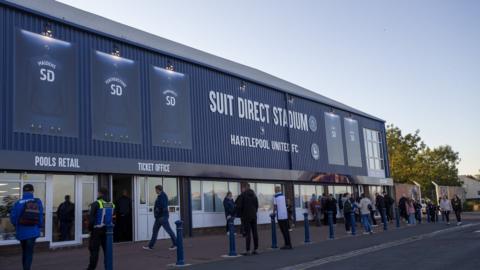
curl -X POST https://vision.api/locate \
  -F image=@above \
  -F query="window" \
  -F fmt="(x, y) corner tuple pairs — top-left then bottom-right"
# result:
(191, 181), (201, 211)
(294, 184), (325, 209)
(192, 180), (240, 212)
(363, 128), (385, 171)
(256, 183), (275, 211)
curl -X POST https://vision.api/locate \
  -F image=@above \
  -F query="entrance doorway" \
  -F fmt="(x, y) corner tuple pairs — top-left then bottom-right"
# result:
(111, 175), (133, 242)
(135, 176), (180, 242)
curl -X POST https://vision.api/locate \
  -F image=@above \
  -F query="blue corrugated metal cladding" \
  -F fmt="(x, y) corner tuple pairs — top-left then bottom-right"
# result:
(0, 3), (386, 176)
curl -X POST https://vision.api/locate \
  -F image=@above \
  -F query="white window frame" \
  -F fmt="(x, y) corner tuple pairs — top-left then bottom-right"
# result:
(363, 128), (386, 177)
(191, 180), (240, 213)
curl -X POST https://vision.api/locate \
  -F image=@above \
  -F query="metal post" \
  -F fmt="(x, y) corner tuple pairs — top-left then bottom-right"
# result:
(175, 220), (185, 266)
(105, 223), (113, 270)
(303, 212), (311, 243)
(382, 208), (387, 231)
(328, 211), (334, 239)
(270, 213), (278, 249)
(350, 212), (356, 236)
(395, 207), (400, 228)
(227, 217), (237, 256)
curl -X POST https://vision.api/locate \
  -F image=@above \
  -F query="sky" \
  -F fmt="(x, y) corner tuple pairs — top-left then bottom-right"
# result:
(57, 0), (480, 175)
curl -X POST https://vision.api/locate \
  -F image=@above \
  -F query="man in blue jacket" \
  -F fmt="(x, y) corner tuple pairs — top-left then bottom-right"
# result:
(10, 184), (44, 270)
(143, 185), (177, 250)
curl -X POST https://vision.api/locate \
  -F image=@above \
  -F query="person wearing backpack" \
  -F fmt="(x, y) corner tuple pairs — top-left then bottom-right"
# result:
(343, 193), (353, 233)
(10, 184), (44, 270)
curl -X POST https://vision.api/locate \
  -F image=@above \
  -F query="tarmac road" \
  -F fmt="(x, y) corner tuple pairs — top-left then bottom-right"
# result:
(188, 220), (480, 270)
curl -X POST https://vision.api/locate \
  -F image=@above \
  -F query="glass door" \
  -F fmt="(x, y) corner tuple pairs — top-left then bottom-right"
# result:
(50, 175), (77, 247)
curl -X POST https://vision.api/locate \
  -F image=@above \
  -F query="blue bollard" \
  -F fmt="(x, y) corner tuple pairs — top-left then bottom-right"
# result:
(328, 211), (334, 239)
(395, 207), (400, 228)
(350, 212), (356, 236)
(105, 223), (113, 270)
(175, 220), (185, 266)
(270, 213), (278, 249)
(382, 208), (388, 231)
(303, 212), (311, 243)
(227, 217), (237, 256)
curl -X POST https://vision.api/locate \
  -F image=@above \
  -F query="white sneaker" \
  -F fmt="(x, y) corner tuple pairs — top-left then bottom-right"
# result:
(142, 246), (153, 251)
(169, 246), (177, 251)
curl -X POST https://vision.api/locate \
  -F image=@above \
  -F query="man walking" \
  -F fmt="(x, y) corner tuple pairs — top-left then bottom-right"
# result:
(273, 186), (292, 249)
(451, 194), (462, 226)
(87, 188), (115, 270)
(143, 185), (177, 250)
(10, 184), (44, 270)
(236, 183), (259, 255)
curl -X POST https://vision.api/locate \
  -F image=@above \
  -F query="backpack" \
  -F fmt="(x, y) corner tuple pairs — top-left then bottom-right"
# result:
(19, 199), (41, 226)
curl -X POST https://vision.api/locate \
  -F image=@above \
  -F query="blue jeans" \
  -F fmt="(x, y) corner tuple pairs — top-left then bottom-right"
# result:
(408, 213), (416, 225)
(361, 214), (371, 233)
(148, 217), (176, 248)
(20, 237), (36, 270)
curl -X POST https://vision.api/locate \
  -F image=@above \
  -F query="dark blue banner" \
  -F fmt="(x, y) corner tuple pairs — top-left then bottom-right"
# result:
(14, 29), (78, 137)
(149, 66), (192, 149)
(91, 51), (141, 143)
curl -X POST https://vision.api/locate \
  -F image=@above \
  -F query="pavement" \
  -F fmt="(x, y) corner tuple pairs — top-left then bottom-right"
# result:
(1, 213), (479, 270)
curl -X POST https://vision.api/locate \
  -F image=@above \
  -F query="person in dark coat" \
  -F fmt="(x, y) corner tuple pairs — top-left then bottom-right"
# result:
(375, 193), (386, 224)
(57, 195), (75, 241)
(236, 183), (259, 255)
(326, 194), (337, 224)
(114, 190), (132, 242)
(223, 191), (235, 233)
(234, 189), (246, 237)
(321, 193), (328, 225)
(451, 195), (462, 226)
(398, 195), (408, 222)
(383, 191), (394, 222)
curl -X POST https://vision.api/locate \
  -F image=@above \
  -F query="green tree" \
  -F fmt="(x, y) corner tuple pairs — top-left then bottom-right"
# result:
(386, 125), (461, 199)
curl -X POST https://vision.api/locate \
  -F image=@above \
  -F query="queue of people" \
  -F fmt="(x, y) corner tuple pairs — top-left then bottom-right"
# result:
(8, 182), (465, 270)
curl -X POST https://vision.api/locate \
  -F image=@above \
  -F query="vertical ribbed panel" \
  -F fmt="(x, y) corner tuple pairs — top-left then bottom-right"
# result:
(0, 4), (386, 175)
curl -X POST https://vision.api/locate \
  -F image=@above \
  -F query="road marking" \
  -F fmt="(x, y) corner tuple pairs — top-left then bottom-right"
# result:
(279, 223), (480, 270)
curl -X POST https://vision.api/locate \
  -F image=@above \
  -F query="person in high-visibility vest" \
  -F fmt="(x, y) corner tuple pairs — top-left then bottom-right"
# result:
(87, 187), (115, 270)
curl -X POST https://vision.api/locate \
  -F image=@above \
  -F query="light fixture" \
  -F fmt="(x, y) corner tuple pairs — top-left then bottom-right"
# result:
(112, 45), (121, 57)
(288, 95), (294, 103)
(239, 81), (246, 91)
(166, 61), (174, 71)
(42, 23), (53, 37)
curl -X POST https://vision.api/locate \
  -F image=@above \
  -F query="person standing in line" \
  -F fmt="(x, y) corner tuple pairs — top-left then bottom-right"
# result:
(143, 185), (177, 250)
(87, 188), (115, 270)
(359, 193), (373, 234)
(273, 186), (292, 250)
(326, 194), (337, 224)
(451, 195), (463, 226)
(235, 188), (246, 237)
(309, 194), (320, 226)
(383, 191), (394, 222)
(343, 193), (353, 233)
(237, 183), (259, 255)
(414, 200), (422, 223)
(57, 195), (74, 241)
(223, 191), (235, 233)
(321, 193), (328, 225)
(375, 192), (386, 224)
(406, 198), (416, 225)
(286, 198), (295, 231)
(10, 184), (44, 270)
(440, 195), (453, 225)
(398, 194), (408, 222)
